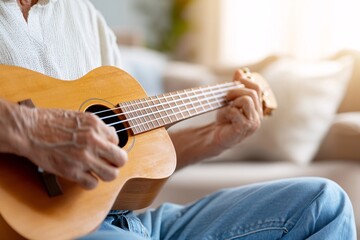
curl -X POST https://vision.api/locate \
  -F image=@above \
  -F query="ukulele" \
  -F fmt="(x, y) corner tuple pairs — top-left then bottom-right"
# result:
(0, 65), (277, 240)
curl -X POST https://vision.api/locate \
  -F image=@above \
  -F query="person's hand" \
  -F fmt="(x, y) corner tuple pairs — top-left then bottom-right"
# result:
(15, 106), (128, 190)
(213, 69), (263, 149)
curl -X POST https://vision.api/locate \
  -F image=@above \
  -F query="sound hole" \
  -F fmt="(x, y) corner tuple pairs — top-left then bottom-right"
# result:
(85, 105), (128, 148)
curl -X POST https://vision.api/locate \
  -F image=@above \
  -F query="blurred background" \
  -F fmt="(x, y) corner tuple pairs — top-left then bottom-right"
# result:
(90, 0), (360, 67)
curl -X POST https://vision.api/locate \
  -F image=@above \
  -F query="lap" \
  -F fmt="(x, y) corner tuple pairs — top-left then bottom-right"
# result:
(81, 177), (355, 240)
(138, 177), (354, 239)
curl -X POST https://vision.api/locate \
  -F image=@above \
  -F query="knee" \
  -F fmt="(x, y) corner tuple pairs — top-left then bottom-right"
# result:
(296, 177), (355, 222)
(305, 177), (349, 199)
(287, 177), (357, 237)
(295, 177), (352, 207)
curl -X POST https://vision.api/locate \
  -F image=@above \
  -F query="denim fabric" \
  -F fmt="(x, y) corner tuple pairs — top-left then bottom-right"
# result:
(79, 177), (357, 240)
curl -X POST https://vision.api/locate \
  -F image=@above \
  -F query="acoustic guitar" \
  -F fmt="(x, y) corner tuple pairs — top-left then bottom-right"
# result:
(0, 65), (277, 240)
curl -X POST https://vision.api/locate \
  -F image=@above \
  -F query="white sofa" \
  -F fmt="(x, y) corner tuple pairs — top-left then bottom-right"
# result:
(143, 50), (360, 237)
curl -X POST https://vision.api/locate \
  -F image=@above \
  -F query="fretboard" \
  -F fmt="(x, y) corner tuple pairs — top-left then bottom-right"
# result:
(119, 82), (243, 135)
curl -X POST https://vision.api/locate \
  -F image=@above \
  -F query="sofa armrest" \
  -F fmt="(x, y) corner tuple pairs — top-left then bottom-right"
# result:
(314, 112), (360, 162)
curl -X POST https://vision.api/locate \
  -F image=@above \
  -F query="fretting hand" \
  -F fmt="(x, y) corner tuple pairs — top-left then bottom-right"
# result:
(213, 69), (263, 149)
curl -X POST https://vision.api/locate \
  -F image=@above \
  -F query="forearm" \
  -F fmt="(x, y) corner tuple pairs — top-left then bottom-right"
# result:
(0, 98), (24, 155)
(169, 123), (225, 170)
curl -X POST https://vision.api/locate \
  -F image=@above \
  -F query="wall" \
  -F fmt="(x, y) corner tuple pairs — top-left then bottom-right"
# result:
(187, 0), (221, 66)
(89, 0), (140, 29)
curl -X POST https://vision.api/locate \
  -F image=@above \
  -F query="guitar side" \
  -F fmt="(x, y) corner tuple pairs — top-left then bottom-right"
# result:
(0, 65), (177, 240)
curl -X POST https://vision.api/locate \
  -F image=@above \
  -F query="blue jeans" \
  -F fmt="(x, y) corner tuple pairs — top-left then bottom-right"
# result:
(80, 177), (357, 240)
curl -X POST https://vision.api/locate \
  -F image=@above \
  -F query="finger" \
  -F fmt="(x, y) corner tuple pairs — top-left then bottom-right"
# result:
(234, 70), (263, 106)
(105, 126), (120, 145)
(83, 113), (119, 145)
(87, 154), (120, 182)
(65, 144), (121, 183)
(226, 104), (260, 138)
(226, 88), (263, 118)
(231, 96), (259, 121)
(233, 69), (247, 81)
(96, 142), (128, 168)
(77, 172), (99, 190)
(226, 107), (248, 129)
(55, 144), (120, 184)
(72, 129), (127, 169)
(57, 163), (99, 190)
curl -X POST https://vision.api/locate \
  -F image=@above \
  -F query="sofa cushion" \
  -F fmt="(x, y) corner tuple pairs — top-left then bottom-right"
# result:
(314, 112), (360, 161)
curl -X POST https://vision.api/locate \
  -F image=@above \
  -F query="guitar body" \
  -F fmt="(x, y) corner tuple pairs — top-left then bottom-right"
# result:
(0, 65), (177, 240)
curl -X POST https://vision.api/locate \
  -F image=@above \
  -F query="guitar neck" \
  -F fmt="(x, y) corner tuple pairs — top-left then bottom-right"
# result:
(119, 82), (244, 135)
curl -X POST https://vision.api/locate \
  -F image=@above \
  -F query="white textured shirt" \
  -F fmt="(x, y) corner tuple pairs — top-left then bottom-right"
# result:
(0, 0), (122, 80)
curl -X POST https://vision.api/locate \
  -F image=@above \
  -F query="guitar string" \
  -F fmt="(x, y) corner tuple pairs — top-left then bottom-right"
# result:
(102, 84), (239, 125)
(93, 82), (239, 116)
(113, 92), (228, 134)
(93, 82), (241, 117)
(108, 90), (228, 128)
(101, 86), (242, 134)
(97, 83), (243, 124)
(98, 84), (241, 130)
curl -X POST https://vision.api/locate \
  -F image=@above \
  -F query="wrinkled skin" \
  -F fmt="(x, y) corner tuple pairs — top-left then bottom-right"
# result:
(14, 107), (128, 190)
(214, 70), (263, 149)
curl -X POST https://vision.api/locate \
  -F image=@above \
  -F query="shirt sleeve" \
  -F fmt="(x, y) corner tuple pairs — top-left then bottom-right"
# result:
(95, 12), (124, 69)
(82, 0), (123, 69)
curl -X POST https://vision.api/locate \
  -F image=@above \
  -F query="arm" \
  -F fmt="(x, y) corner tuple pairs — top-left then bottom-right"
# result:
(170, 70), (263, 170)
(0, 99), (25, 154)
(0, 98), (128, 189)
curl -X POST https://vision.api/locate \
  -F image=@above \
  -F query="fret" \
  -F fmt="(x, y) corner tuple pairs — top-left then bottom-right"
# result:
(184, 89), (198, 116)
(127, 100), (144, 133)
(152, 96), (166, 126)
(211, 86), (223, 108)
(215, 84), (228, 107)
(209, 86), (221, 107)
(155, 95), (169, 126)
(176, 90), (190, 119)
(136, 99), (151, 131)
(217, 85), (226, 107)
(149, 96), (161, 128)
(172, 91), (189, 120)
(148, 100), (158, 129)
(121, 102), (138, 133)
(207, 86), (223, 109)
(199, 87), (213, 111)
(163, 93), (179, 123)
(191, 88), (207, 113)
(139, 99), (156, 129)
(134, 100), (147, 133)
(168, 92), (181, 122)
(158, 94), (173, 124)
